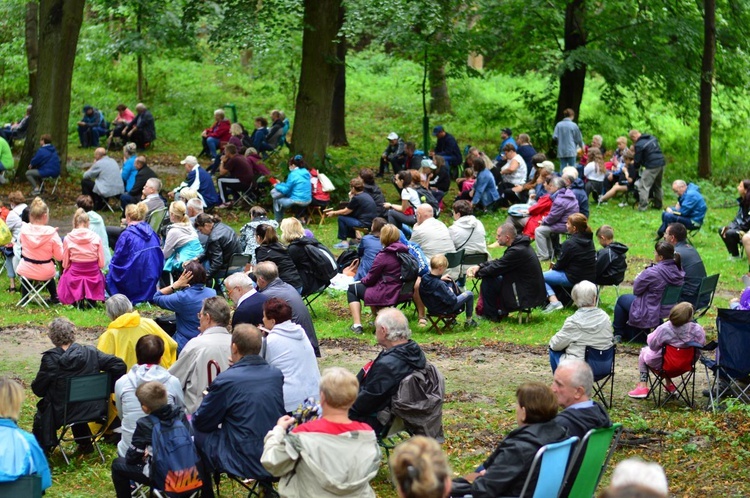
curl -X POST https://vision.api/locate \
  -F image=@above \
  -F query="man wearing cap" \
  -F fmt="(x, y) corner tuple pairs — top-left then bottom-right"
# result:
(77, 105), (108, 148)
(495, 128), (517, 162)
(170, 155), (220, 209)
(552, 108), (583, 169)
(431, 125), (462, 174)
(378, 132), (405, 177)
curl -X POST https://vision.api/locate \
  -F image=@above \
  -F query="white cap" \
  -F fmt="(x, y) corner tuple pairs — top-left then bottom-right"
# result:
(387, 132), (399, 140)
(421, 159), (436, 169)
(180, 155), (198, 165)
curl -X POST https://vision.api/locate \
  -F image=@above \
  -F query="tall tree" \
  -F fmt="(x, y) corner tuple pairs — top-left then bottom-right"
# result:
(329, 3), (348, 146)
(292, 0), (342, 161)
(698, 0), (716, 179)
(555, 0), (586, 120)
(18, 0), (86, 177)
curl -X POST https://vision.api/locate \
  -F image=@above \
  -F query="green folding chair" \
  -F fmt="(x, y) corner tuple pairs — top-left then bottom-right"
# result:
(0, 475), (42, 497)
(559, 423), (623, 498)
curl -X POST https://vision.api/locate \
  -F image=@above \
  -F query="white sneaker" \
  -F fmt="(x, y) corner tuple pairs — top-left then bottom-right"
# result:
(542, 301), (564, 313)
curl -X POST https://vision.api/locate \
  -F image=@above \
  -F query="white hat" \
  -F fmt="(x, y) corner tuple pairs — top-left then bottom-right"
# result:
(180, 155), (198, 165)
(421, 159), (436, 170)
(387, 132), (399, 140)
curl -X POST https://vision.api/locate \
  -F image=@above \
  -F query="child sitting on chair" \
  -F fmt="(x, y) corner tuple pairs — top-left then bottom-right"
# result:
(418, 254), (477, 328)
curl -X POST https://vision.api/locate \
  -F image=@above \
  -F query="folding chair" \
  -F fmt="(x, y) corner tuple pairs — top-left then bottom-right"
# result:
(0, 250), (6, 276)
(0, 475), (42, 497)
(459, 252), (488, 293)
(40, 176), (60, 196)
(235, 183), (259, 209)
(700, 308), (750, 411)
(377, 416), (413, 461)
(647, 343), (701, 408)
(305, 205), (326, 226)
(513, 436), (578, 498)
(212, 253), (250, 294)
(693, 273), (719, 319)
(585, 345), (616, 409)
(53, 372), (111, 465)
(626, 284), (683, 344)
(595, 283), (621, 307)
(17, 276), (52, 308)
(147, 207), (168, 237)
(214, 472), (278, 498)
(559, 423), (624, 498)
(303, 284), (329, 318)
(103, 195), (120, 214)
(511, 282), (533, 324)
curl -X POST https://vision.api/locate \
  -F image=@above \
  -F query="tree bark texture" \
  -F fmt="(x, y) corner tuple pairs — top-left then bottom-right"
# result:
(292, 0), (342, 163)
(329, 4), (348, 147)
(18, 0), (85, 178)
(25, 2), (38, 99)
(698, 0), (716, 179)
(555, 0), (587, 121)
(428, 61), (452, 114)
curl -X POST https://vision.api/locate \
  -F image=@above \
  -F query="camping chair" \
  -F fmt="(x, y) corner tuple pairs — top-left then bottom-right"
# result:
(700, 308), (750, 411)
(459, 252), (488, 293)
(147, 207), (168, 235)
(512, 437), (578, 498)
(211, 253), (250, 294)
(585, 345), (616, 409)
(303, 284), (329, 318)
(17, 276), (53, 308)
(693, 273), (720, 319)
(0, 475), (42, 498)
(559, 423), (624, 498)
(0, 251), (6, 276)
(103, 195), (120, 214)
(377, 416), (413, 461)
(626, 284), (684, 344)
(234, 182), (260, 209)
(53, 372), (111, 465)
(511, 282), (534, 324)
(647, 343), (702, 408)
(305, 204), (327, 226)
(214, 472), (278, 498)
(40, 176), (60, 196)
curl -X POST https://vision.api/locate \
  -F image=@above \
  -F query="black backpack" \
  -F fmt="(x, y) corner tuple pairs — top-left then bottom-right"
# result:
(304, 242), (338, 283)
(336, 249), (359, 272)
(149, 414), (204, 497)
(396, 251), (419, 282)
(414, 186), (440, 216)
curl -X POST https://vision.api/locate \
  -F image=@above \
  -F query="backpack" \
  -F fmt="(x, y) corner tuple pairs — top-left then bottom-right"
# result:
(406, 242), (429, 277)
(304, 242), (338, 284)
(0, 219), (10, 246)
(149, 414), (203, 497)
(336, 248), (359, 272)
(414, 186), (440, 216)
(396, 251), (419, 282)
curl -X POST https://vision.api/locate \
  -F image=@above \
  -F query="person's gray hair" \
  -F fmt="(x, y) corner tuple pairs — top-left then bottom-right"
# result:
(609, 458), (668, 495)
(550, 177), (567, 190)
(186, 198), (203, 213)
(136, 103), (147, 111)
(561, 166), (579, 181)
(673, 179), (687, 189)
(106, 294), (134, 320)
(254, 261), (279, 282)
(48, 318), (76, 347)
(571, 280), (598, 308)
(146, 177), (161, 191)
(557, 359), (594, 397)
(201, 296), (231, 327)
(224, 272), (254, 291)
(375, 308), (412, 342)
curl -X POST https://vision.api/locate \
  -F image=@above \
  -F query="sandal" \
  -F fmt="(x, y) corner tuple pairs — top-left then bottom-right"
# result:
(7, 287), (16, 293)
(418, 318), (428, 328)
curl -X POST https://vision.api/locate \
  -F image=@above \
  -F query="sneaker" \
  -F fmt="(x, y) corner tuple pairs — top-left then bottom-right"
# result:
(350, 324), (363, 335)
(542, 301), (564, 314)
(618, 202), (628, 208)
(597, 199), (607, 206)
(628, 386), (650, 399)
(334, 241), (350, 250)
(30, 189), (41, 196)
(464, 319), (478, 328)
(665, 381), (676, 394)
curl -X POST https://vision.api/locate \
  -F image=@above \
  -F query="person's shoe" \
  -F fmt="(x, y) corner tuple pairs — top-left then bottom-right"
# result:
(618, 202), (628, 208)
(464, 318), (478, 328)
(628, 386), (650, 399)
(665, 381), (677, 394)
(333, 241), (349, 250)
(30, 189), (41, 196)
(350, 324), (363, 335)
(542, 301), (564, 313)
(46, 297), (60, 306)
(638, 205), (648, 212)
(0, 172), (6, 185)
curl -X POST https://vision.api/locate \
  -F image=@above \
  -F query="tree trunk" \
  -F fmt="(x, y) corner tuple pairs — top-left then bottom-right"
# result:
(25, 2), (38, 99)
(329, 4), (348, 147)
(18, 0), (86, 178)
(291, 0), (342, 164)
(136, 5), (143, 101)
(555, 0), (587, 121)
(428, 61), (452, 114)
(698, 0), (716, 179)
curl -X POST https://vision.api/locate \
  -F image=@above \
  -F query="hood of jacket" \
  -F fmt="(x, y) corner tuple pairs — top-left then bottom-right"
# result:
(656, 259), (684, 285)
(126, 363), (174, 390)
(56, 343), (92, 372)
(607, 242), (629, 256)
(66, 227), (100, 246)
(510, 234), (532, 249)
(270, 320), (306, 341)
(686, 183), (701, 195)
(289, 236), (320, 248)
(387, 340), (427, 371)
(556, 187), (577, 203)
(167, 223), (195, 239)
(453, 215), (480, 231)
(127, 221), (156, 242)
(569, 231), (594, 248)
(109, 311), (142, 330)
(570, 178), (585, 190)
(383, 241), (409, 254)
(21, 224), (59, 250)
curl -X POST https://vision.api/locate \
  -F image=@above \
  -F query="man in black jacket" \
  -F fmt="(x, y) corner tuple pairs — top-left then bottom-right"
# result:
(630, 129), (666, 211)
(122, 103), (156, 150)
(120, 156), (158, 211)
(552, 359), (611, 439)
(467, 223), (546, 321)
(350, 308), (426, 433)
(431, 125), (462, 172)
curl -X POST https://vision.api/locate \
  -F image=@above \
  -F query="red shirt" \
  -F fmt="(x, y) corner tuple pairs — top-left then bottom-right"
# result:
(292, 418), (373, 435)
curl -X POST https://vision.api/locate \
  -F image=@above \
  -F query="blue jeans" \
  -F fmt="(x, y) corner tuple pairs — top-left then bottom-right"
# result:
(451, 291), (474, 318)
(559, 156), (576, 168)
(658, 212), (698, 236)
(549, 349), (564, 372)
(274, 197), (310, 222)
(206, 137), (221, 159)
(338, 216), (366, 240)
(544, 270), (571, 297)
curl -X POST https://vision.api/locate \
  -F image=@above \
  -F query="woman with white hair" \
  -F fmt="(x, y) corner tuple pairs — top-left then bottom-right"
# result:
(548, 280), (614, 372)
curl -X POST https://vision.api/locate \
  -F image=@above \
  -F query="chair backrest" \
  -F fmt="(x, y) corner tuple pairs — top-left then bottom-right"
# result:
(224, 253), (250, 276)
(66, 372), (111, 404)
(148, 207), (168, 234)
(660, 284), (683, 306)
(661, 345), (697, 377)
(518, 437), (578, 498)
(0, 475), (42, 497)
(444, 249), (465, 270)
(716, 308), (750, 377)
(460, 252), (489, 266)
(695, 273), (720, 315)
(585, 345), (616, 381)
(561, 423), (623, 498)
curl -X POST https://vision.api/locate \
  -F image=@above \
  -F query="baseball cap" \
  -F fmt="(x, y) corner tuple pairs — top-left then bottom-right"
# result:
(180, 155), (198, 165)
(387, 132), (399, 140)
(421, 159), (437, 170)
(502, 127), (512, 135)
(432, 125), (444, 136)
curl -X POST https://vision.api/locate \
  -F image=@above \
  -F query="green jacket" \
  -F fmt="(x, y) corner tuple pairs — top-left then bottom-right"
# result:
(0, 137), (13, 171)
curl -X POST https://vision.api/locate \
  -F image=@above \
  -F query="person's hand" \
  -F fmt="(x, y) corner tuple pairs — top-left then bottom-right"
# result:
(173, 270), (193, 290)
(168, 191), (175, 200)
(78, 121), (86, 126)
(521, 209), (529, 216)
(276, 415), (295, 430)
(383, 202), (392, 210)
(325, 210), (337, 218)
(466, 265), (479, 278)
(665, 207), (673, 214)
(441, 275), (453, 282)
(463, 472), (481, 483)
(201, 131), (208, 137)
(469, 189), (475, 197)
(127, 130), (134, 137)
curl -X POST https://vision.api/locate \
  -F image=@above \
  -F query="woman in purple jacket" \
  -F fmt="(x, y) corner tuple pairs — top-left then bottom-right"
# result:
(613, 241), (685, 342)
(347, 224), (410, 334)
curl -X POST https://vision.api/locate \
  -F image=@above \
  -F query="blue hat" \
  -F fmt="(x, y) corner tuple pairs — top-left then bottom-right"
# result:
(432, 125), (444, 136)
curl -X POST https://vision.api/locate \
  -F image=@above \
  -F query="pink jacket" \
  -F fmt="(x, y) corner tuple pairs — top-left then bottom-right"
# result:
(16, 224), (63, 281)
(62, 228), (105, 269)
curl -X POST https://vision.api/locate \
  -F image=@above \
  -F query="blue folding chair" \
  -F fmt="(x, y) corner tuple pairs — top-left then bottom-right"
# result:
(510, 436), (579, 498)
(585, 345), (616, 409)
(700, 308), (750, 411)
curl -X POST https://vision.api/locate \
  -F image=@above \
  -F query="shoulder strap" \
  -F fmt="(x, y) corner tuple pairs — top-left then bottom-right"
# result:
(454, 224), (476, 251)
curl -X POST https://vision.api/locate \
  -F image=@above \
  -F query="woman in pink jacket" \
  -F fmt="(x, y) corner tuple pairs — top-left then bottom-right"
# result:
(16, 197), (63, 304)
(58, 208), (106, 306)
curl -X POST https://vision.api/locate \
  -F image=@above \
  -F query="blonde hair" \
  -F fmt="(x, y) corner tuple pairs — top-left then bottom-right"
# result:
(28, 197), (48, 222)
(390, 436), (451, 498)
(430, 254), (448, 270)
(319, 367), (359, 409)
(125, 202), (149, 222)
(0, 377), (25, 421)
(230, 123), (243, 137)
(280, 217), (305, 244)
(380, 224), (401, 246)
(169, 201), (189, 224)
(178, 188), (198, 202)
(73, 208), (90, 228)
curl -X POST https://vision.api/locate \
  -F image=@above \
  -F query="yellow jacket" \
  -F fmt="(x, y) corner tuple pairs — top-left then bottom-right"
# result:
(97, 311), (178, 370)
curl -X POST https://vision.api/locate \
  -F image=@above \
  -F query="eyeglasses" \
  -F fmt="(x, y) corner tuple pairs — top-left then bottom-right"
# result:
(196, 311), (205, 319)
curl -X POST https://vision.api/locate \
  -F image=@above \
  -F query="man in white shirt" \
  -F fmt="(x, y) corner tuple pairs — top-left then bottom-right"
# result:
(409, 204), (456, 261)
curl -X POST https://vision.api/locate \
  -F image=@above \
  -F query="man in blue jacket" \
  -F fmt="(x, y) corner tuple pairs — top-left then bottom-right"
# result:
(77, 105), (108, 148)
(657, 180), (707, 238)
(26, 134), (61, 196)
(193, 324), (284, 495)
(169, 155), (220, 209)
(431, 125), (462, 173)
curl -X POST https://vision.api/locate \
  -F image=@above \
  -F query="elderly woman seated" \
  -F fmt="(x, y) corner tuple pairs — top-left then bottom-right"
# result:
(32, 318), (126, 454)
(548, 280), (614, 372)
